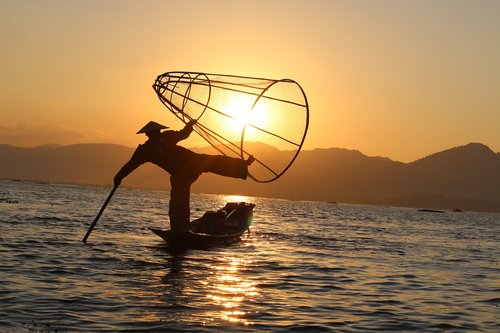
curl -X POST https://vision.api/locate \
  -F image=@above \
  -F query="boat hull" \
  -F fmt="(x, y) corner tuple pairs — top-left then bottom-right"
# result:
(149, 202), (255, 250)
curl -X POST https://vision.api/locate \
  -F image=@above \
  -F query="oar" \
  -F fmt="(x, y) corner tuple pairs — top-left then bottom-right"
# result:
(82, 185), (118, 243)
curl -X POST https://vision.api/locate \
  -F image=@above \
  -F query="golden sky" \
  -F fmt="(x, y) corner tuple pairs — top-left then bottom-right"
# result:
(1, 0), (499, 162)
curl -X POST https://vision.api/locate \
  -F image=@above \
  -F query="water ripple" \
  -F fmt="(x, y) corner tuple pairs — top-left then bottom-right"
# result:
(0, 181), (498, 332)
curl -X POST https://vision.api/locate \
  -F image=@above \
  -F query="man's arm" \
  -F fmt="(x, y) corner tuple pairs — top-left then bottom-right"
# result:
(176, 119), (196, 141)
(114, 145), (147, 186)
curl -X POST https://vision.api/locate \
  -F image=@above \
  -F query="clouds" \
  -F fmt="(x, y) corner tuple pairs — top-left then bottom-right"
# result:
(0, 123), (121, 147)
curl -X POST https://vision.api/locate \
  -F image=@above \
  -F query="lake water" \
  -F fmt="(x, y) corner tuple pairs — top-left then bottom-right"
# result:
(0, 180), (498, 332)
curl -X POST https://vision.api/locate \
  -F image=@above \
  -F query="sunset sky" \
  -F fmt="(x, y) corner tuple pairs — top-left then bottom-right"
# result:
(1, 0), (499, 162)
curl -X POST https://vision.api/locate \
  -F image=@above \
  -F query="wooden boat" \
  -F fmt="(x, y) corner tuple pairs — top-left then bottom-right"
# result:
(149, 202), (255, 250)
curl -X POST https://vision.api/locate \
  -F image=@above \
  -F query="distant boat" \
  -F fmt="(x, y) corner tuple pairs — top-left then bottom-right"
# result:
(418, 209), (445, 213)
(149, 202), (255, 250)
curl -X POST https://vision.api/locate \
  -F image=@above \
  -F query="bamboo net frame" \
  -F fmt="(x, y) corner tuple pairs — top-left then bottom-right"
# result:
(152, 71), (309, 183)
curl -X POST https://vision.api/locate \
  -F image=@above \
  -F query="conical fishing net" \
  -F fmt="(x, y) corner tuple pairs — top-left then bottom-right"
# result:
(153, 71), (309, 183)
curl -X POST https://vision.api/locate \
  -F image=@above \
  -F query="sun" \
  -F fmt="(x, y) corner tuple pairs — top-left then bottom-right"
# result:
(224, 95), (253, 129)
(222, 95), (268, 136)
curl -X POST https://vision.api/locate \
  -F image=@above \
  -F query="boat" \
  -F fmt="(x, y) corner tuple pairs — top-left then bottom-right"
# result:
(149, 202), (255, 250)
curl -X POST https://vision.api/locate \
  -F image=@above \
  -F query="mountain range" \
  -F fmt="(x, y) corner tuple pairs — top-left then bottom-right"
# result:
(0, 142), (499, 213)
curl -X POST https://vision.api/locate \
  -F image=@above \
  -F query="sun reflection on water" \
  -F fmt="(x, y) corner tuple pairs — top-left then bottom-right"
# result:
(203, 255), (258, 325)
(221, 194), (253, 204)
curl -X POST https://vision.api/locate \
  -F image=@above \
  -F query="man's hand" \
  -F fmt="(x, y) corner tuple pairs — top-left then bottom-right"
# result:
(187, 119), (197, 127)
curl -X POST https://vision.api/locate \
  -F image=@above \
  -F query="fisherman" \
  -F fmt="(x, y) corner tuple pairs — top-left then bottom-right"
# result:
(113, 120), (255, 231)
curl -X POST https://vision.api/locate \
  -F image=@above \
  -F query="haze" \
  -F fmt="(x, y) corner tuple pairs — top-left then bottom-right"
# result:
(1, 0), (499, 162)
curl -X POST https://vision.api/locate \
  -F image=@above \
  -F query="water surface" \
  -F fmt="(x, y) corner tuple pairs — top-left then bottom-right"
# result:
(0, 180), (498, 332)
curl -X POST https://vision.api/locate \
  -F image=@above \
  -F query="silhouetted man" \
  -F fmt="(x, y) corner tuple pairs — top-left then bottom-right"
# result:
(114, 120), (254, 231)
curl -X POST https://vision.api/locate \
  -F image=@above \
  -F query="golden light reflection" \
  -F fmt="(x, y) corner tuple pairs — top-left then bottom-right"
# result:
(205, 255), (258, 325)
(222, 195), (252, 203)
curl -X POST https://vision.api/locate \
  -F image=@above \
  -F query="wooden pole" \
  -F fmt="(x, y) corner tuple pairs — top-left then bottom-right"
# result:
(82, 185), (118, 243)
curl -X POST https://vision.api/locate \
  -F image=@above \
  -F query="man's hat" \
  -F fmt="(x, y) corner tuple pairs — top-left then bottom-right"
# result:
(136, 121), (168, 134)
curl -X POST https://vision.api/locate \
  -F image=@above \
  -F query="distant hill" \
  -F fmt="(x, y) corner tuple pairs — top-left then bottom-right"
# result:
(279, 143), (500, 212)
(0, 142), (499, 213)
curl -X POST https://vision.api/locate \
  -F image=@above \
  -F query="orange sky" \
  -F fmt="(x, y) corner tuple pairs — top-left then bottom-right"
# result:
(1, 0), (499, 162)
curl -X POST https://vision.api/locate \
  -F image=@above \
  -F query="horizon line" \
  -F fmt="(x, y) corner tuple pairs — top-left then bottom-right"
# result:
(1, 141), (497, 164)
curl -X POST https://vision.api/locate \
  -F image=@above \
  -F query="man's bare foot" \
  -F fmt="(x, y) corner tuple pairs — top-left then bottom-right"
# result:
(246, 155), (255, 165)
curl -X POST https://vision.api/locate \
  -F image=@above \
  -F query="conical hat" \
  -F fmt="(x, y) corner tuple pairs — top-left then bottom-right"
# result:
(136, 121), (168, 134)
